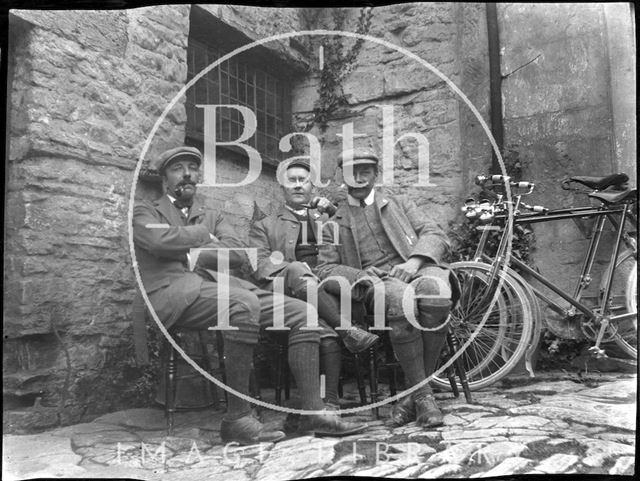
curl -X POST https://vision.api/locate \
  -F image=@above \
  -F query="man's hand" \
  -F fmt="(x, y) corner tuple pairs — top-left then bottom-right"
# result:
(364, 266), (388, 278)
(310, 196), (337, 216)
(389, 257), (424, 283)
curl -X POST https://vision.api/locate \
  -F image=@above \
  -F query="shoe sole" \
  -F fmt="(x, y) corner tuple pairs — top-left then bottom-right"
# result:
(311, 424), (368, 437)
(221, 431), (286, 445)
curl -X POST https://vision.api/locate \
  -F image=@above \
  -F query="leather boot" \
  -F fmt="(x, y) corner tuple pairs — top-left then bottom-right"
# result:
(415, 395), (444, 428)
(297, 410), (368, 437)
(221, 412), (286, 445)
(387, 395), (415, 427)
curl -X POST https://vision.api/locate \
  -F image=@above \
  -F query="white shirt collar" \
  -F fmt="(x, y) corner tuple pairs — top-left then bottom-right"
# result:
(167, 194), (189, 216)
(347, 189), (375, 207)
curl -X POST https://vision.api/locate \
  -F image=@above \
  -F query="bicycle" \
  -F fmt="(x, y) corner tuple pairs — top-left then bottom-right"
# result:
(433, 172), (637, 391)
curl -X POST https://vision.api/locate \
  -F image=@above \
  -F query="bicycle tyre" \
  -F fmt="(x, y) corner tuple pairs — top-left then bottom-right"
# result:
(602, 249), (637, 358)
(432, 261), (535, 391)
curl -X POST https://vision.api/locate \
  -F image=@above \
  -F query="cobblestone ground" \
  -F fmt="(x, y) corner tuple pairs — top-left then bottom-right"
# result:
(3, 371), (636, 480)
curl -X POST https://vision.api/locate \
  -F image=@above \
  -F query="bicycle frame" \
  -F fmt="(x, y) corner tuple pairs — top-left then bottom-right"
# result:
(474, 201), (637, 329)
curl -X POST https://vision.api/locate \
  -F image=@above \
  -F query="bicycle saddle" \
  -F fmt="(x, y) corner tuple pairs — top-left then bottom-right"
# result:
(569, 173), (629, 190)
(588, 188), (637, 205)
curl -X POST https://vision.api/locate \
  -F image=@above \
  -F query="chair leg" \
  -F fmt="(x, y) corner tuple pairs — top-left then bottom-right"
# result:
(444, 347), (460, 398)
(447, 329), (472, 403)
(165, 340), (178, 435)
(368, 345), (379, 419)
(215, 332), (228, 406)
(197, 331), (218, 410)
(275, 344), (285, 405)
(353, 353), (367, 405)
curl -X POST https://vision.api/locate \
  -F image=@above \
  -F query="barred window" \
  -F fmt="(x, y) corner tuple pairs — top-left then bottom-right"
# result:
(186, 9), (292, 166)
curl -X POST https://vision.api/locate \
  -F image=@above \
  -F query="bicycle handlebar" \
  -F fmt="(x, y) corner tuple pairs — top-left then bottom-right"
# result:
(475, 175), (535, 194)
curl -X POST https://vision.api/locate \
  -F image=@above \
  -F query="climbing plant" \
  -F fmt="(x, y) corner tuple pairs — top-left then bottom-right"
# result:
(299, 7), (373, 133)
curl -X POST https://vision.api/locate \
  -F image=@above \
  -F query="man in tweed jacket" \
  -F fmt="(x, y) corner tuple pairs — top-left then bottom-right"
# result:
(316, 147), (458, 428)
(133, 147), (366, 443)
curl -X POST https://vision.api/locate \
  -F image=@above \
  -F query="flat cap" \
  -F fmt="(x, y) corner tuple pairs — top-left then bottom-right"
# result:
(284, 158), (311, 171)
(337, 148), (379, 169)
(152, 146), (202, 173)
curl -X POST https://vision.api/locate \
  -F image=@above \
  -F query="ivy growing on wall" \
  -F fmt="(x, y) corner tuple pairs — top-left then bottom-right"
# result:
(298, 7), (373, 133)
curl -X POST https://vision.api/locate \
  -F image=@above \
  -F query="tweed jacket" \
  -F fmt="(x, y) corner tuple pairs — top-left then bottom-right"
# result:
(315, 190), (450, 284)
(132, 195), (247, 327)
(249, 206), (328, 283)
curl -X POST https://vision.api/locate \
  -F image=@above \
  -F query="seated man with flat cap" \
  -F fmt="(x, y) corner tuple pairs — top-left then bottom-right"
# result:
(316, 147), (458, 428)
(133, 146), (367, 444)
(249, 157), (379, 409)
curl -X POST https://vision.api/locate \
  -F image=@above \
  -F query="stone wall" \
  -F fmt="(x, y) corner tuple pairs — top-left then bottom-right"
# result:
(498, 3), (633, 304)
(4, 5), (192, 431)
(291, 3), (485, 230)
(4, 3), (632, 432)
(3, 3), (309, 432)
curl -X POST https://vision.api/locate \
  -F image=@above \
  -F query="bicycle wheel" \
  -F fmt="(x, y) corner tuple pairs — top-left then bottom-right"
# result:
(432, 261), (535, 391)
(601, 249), (637, 358)
(502, 266), (543, 377)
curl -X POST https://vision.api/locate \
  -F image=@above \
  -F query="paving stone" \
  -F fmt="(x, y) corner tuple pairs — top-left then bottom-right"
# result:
(408, 431), (442, 442)
(427, 442), (485, 465)
(300, 468), (327, 478)
(458, 412), (493, 422)
(506, 428), (552, 437)
(351, 464), (400, 477)
(418, 463), (461, 478)
(482, 397), (523, 410)
(534, 453), (580, 473)
(387, 442), (436, 457)
(3, 432), (84, 480)
(325, 453), (366, 473)
(580, 439), (635, 467)
(497, 415), (551, 429)
(442, 413), (466, 425)
(255, 437), (337, 479)
(573, 379), (637, 403)
(471, 456), (532, 477)
(465, 415), (512, 429)
(388, 464), (425, 478)
(594, 432), (636, 444)
(609, 456), (635, 475)
(509, 395), (635, 431)
(14, 462), (90, 479)
(71, 430), (140, 448)
(504, 380), (588, 395)
(447, 403), (500, 413)
(467, 441), (528, 467)
(51, 422), (125, 437)
(91, 408), (167, 430)
(440, 436), (509, 446)
(508, 435), (549, 444)
(392, 424), (423, 435)
(442, 428), (508, 441)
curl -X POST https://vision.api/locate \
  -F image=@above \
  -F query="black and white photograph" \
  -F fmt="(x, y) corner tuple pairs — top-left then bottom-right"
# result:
(2, 2), (637, 479)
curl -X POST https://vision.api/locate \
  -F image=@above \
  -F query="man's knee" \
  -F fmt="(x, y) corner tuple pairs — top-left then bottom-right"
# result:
(388, 316), (421, 344)
(283, 261), (316, 298)
(412, 269), (453, 329)
(229, 290), (261, 318)
(283, 297), (321, 345)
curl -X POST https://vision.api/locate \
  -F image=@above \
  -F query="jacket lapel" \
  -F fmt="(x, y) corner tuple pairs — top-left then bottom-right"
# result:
(187, 198), (206, 224)
(155, 195), (184, 226)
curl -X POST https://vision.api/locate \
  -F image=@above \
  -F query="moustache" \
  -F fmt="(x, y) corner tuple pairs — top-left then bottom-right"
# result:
(175, 180), (197, 198)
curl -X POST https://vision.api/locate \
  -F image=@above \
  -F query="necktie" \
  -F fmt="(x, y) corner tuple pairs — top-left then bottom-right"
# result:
(360, 200), (367, 208)
(173, 200), (189, 217)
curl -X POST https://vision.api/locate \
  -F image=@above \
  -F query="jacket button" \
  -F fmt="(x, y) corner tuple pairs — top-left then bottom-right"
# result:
(289, 240), (293, 243)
